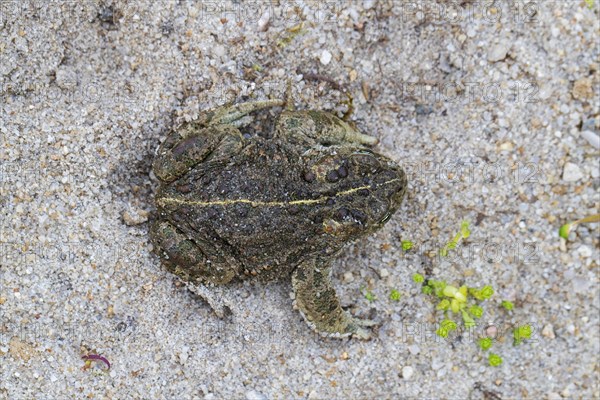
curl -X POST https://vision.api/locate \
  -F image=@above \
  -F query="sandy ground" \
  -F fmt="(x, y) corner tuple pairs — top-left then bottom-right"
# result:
(1, 1), (599, 399)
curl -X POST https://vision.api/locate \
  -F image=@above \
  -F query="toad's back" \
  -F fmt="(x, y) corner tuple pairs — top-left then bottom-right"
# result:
(156, 136), (336, 278)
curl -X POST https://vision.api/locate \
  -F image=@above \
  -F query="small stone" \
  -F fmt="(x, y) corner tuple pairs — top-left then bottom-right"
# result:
(256, 11), (270, 32)
(581, 130), (600, 149)
(572, 77), (593, 100)
(178, 346), (189, 364)
(308, 391), (320, 400)
(246, 390), (267, 400)
(498, 141), (514, 151)
(401, 366), (414, 379)
(55, 66), (78, 90)
(320, 50), (332, 65)
(343, 272), (354, 283)
(122, 208), (149, 226)
(379, 268), (389, 278)
(486, 325), (498, 338)
(487, 42), (509, 62)
(577, 245), (592, 258)
(213, 45), (226, 58)
(562, 162), (584, 182)
(542, 324), (555, 339)
(349, 69), (358, 82)
(431, 358), (445, 370)
(363, 0), (375, 10)
(408, 345), (420, 355)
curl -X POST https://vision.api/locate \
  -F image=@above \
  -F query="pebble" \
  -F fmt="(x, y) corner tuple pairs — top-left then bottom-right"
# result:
(580, 130), (600, 149)
(408, 345), (420, 355)
(246, 390), (267, 400)
(256, 11), (270, 32)
(577, 245), (592, 258)
(562, 162), (584, 182)
(542, 324), (556, 339)
(487, 42), (509, 62)
(379, 268), (389, 278)
(320, 50), (332, 65)
(122, 208), (149, 226)
(401, 366), (414, 380)
(431, 358), (445, 370)
(572, 77), (593, 100)
(343, 272), (355, 283)
(178, 346), (189, 364)
(55, 66), (78, 90)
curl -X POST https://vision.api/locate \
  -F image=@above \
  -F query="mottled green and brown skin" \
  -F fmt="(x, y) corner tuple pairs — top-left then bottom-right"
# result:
(150, 98), (407, 339)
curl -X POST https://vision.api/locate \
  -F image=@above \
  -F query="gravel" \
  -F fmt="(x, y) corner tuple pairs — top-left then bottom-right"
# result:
(1, 1), (599, 399)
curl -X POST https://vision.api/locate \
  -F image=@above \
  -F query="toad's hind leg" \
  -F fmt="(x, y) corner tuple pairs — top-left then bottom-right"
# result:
(291, 259), (376, 339)
(150, 220), (237, 285)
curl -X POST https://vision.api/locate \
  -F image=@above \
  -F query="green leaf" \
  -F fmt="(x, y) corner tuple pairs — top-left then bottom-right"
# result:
(488, 353), (503, 367)
(412, 273), (424, 284)
(428, 280), (447, 297)
(501, 300), (514, 311)
(436, 319), (457, 338)
(450, 299), (461, 313)
(421, 286), (433, 295)
(442, 285), (458, 298)
(469, 285), (494, 300)
(460, 220), (471, 239)
(478, 337), (493, 351)
(401, 240), (414, 251)
(436, 299), (450, 310)
(461, 310), (476, 328)
(389, 289), (401, 301)
(469, 305), (484, 318)
(513, 324), (532, 345)
(363, 289), (376, 302)
(559, 223), (572, 239)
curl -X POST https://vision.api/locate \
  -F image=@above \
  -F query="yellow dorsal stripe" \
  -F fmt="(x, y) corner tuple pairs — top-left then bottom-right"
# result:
(158, 178), (401, 208)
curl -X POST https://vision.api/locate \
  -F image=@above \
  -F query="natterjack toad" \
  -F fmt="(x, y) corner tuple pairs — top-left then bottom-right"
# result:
(150, 97), (407, 339)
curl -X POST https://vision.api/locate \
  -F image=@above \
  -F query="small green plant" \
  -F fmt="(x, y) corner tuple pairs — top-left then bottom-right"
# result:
(412, 273), (425, 284)
(488, 353), (503, 367)
(418, 279), (491, 332)
(559, 214), (600, 240)
(389, 289), (401, 301)
(585, 0), (595, 9)
(513, 324), (532, 345)
(436, 319), (457, 338)
(439, 220), (471, 256)
(478, 337), (493, 351)
(501, 300), (514, 311)
(362, 287), (376, 302)
(401, 240), (414, 251)
(410, 220), (532, 367)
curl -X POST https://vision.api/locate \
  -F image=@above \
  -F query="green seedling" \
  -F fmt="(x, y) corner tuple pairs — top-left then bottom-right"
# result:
(488, 353), (503, 367)
(401, 240), (414, 251)
(501, 300), (514, 311)
(513, 324), (532, 345)
(559, 214), (600, 240)
(440, 220), (471, 256)
(478, 337), (493, 351)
